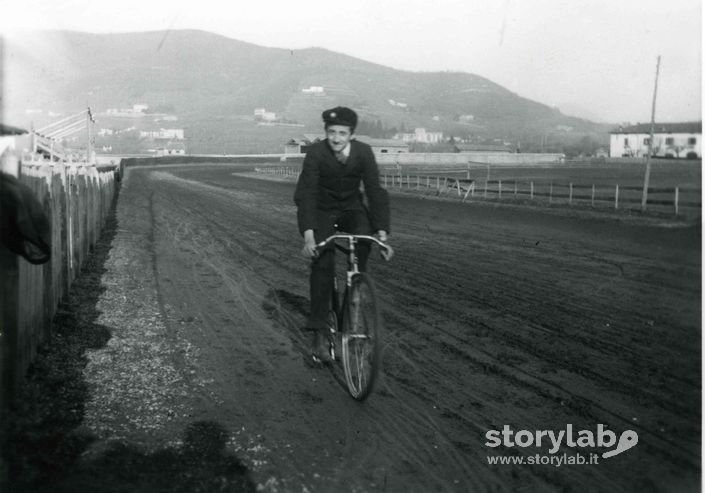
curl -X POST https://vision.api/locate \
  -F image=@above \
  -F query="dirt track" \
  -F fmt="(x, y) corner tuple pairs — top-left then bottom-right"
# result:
(8, 163), (701, 492)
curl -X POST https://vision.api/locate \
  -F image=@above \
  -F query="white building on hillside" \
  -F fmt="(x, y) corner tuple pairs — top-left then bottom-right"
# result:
(254, 108), (277, 121)
(140, 128), (185, 140)
(609, 122), (701, 159)
(105, 104), (149, 117)
(388, 99), (408, 108)
(394, 128), (444, 144)
(302, 86), (325, 94)
(354, 136), (410, 154)
(155, 141), (186, 156)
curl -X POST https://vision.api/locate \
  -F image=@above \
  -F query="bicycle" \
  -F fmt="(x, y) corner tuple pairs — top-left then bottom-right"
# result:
(314, 233), (392, 401)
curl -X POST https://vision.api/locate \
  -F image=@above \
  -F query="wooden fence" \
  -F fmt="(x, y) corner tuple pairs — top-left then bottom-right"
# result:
(383, 174), (701, 216)
(254, 166), (300, 177)
(250, 167), (699, 217)
(0, 161), (120, 411)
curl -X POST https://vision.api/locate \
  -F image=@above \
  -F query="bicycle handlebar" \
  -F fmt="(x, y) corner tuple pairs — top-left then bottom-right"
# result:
(315, 234), (392, 256)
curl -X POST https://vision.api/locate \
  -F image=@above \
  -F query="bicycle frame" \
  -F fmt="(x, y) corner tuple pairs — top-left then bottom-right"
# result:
(314, 234), (389, 400)
(319, 234), (387, 313)
(317, 233), (390, 312)
(316, 234), (390, 287)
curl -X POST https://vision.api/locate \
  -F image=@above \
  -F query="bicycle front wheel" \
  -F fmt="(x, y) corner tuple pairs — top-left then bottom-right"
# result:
(341, 273), (381, 400)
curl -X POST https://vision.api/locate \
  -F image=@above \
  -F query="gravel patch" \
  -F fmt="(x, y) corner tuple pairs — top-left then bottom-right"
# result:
(1, 185), (256, 492)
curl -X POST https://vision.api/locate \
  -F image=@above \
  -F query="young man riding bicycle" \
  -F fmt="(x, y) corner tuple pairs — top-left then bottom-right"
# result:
(294, 106), (391, 363)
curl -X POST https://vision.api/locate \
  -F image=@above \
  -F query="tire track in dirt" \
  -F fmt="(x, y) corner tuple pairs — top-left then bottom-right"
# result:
(140, 169), (506, 491)
(124, 165), (699, 492)
(373, 225), (699, 471)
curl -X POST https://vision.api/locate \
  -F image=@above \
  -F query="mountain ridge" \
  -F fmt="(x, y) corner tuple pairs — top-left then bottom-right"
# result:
(3, 29), (611, 154)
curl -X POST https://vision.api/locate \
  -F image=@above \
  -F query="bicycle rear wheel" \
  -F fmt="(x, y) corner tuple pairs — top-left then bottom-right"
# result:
(341, 273), (381, 400)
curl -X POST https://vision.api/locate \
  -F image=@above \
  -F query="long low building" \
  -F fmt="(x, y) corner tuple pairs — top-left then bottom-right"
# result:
(284, 134), (410, 154)
(375, 152), (565, 166)
(609, 122), (701, 159)
(283, 134), (563, 164)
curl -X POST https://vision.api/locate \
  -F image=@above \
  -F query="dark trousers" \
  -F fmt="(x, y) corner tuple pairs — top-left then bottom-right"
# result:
(308, 209), (372, 329)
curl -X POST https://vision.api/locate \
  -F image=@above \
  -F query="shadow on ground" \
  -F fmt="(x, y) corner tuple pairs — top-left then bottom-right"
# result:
(262, 288), (351, 392)
(1, 196), (255, 493)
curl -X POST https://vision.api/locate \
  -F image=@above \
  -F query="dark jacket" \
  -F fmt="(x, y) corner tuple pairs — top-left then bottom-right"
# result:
(294, 139), (390, 235)
(0, 172), (51, 264)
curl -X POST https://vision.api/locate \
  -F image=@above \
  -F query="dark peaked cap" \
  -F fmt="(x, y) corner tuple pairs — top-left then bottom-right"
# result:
(322, 107), (358, 131)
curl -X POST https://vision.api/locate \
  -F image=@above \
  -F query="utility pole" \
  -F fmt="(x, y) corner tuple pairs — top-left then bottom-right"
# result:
(86, 107), (94, 164)
(30, 122), (37, 157)
(641, 56), (661, 211)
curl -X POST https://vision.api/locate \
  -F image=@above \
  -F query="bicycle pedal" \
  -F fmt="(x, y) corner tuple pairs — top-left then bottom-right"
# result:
(311, 350), (332, 365)
(310, 354), (327, 366)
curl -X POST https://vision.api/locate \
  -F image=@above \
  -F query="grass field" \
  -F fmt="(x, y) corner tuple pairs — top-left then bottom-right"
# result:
(263, 156), (701, 190)
(142, 156), (702, 217)
(475, 160), (700, 188)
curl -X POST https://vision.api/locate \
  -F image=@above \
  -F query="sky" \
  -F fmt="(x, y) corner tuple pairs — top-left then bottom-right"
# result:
(0, 0), (701, 124)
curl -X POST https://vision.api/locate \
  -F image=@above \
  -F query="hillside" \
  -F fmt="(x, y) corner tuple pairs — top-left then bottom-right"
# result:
(3, 30), (611, 154)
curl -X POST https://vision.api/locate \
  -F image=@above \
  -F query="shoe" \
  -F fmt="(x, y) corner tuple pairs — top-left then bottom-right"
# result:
(311, 329), (332, 364)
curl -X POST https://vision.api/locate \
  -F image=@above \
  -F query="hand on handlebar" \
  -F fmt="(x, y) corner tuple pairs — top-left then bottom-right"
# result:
(376, 230), (394, 261)
(380, 243), (394, 261)
(302, 229), (318, 258)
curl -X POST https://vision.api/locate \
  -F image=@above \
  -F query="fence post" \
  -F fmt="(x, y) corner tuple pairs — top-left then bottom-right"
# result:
(569, 183), (573, 205)
(615, 184), (619, 209)
(591, 184), (595, 207)
(456, 179), (461, 196)
(407, 175), (410, 189)
(674, 186), (679, 216)
(498, 180), (502, 199)
(436, 177), (440, 191)
(463, 183), (473, 202)
(530, 182), (534, 199)
(384, 174), (387, 187)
